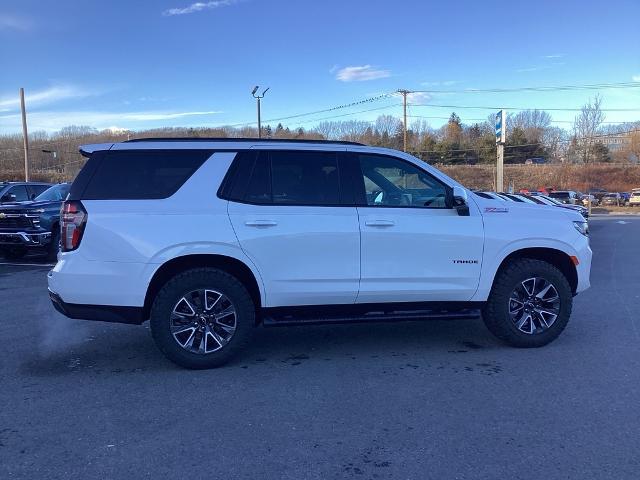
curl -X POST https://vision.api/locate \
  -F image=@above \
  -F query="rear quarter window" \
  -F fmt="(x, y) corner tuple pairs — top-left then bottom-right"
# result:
(79, 150), (213, 200)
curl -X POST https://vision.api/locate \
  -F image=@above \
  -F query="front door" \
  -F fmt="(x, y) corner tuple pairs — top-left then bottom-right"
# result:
(352, 153), (484, 303)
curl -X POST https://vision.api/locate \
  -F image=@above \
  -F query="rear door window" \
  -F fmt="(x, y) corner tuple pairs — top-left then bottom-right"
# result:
(80, 150), (212, 200)
(270, 151), (340, 205)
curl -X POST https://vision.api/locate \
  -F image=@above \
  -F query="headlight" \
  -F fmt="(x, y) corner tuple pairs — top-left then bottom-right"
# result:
(573, 221), (589, 236)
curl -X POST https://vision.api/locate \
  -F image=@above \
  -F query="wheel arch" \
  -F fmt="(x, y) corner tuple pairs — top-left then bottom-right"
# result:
(494, 247), (578, 294)
(142, 254), (263, 321)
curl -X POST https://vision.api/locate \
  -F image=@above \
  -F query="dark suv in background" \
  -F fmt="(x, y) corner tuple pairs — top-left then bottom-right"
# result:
(0, 181), (51, 204)
(0, 183), (70, 261)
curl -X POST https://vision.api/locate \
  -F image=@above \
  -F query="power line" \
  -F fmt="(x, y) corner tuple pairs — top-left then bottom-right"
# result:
(411, 81), (640, 94)
(406, 114), (638, 125)
(225, 92), (396, 127)
(408, 103), (640, 112)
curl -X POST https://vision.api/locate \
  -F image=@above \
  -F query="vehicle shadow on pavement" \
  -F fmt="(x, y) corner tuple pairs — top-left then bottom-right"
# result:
(19, 315), (502, 376)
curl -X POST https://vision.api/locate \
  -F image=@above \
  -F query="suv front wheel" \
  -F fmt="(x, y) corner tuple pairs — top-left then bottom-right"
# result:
(150, 268), (255, 369)
(482, 259), (572, 347)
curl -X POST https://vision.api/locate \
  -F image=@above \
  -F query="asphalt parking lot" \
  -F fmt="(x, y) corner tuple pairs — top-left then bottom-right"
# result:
(1, 216), (639, 480)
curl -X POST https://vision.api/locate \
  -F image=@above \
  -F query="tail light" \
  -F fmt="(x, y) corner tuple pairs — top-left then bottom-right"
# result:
(60, 201), (87, 252)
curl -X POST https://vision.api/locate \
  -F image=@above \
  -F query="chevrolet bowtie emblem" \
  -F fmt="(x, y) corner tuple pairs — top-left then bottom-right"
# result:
(0, 213), (6, 219)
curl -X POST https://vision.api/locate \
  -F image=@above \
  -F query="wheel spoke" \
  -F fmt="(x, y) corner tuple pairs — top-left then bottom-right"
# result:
(173, 297), (197, 317)
(204, 290), (222, 311)
(521, 278), (536, 296)
(215, 305), (236, 321)
(509, 298), (524, 314)
(170, 288), (237, 355)
(535, 282), (553, 299)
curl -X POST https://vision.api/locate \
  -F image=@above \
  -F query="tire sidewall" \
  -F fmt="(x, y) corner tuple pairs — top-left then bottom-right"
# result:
(150, 269), (254, 369)
(484, 260), (573, 347)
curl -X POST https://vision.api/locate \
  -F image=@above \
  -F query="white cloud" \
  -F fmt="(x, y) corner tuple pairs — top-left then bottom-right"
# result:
(335, 65), (391, 82)
(633, 74), (640, 82)
(0, 110), (223, 133)
(163, 0), (240, 16)
(0, 14), (33, 31)
(0, 85), (101, 111)
(542, 54), (564, 59)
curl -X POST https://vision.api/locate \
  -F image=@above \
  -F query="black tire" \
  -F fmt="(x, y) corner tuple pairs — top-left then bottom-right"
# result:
(46, 228), (60, 262)
(482, 258), (572, 348)
(150, 268), (255, 369)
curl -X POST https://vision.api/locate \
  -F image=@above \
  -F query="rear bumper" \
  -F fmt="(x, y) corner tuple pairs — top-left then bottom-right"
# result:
(0, 231), (51, 247)
(49, 289), (146, 325)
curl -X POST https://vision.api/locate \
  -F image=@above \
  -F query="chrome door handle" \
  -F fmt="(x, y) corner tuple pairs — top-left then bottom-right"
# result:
(365, 220), (395, 227)
(245, 220), (278, 227)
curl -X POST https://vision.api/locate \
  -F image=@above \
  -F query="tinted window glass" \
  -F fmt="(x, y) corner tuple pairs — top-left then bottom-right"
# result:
(269, 151), (340, 205)
(81, 150), (211, 200)
(6, 185), (29, 202)
(35, 184), (70, 202)
(358, 154), (448, 208)
(30, 184), (50, 197)
(245, 154), (271, 204)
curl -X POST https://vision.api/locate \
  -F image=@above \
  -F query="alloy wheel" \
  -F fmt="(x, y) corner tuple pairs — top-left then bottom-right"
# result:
(508, 277), (561, 335)
(170, 289), (237, 354)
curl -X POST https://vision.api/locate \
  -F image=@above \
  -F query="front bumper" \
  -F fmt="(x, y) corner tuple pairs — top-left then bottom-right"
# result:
(48, 289), (146, 325)
(0, 231), (51, 247)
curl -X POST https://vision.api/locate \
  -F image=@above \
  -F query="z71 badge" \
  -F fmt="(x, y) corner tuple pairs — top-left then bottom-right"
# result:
(484, 207), (509, 213)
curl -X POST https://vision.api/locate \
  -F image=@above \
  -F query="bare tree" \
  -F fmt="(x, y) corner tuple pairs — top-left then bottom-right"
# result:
(573, 95), (605, 163)
(509, 109), (552, 143)
(375, 115), (401, 137)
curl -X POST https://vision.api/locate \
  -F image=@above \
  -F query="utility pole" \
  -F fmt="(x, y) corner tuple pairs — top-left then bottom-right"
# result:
(397, 89), (410, 152)
(251, 86), (269, 139)
(495, 109), (506, 192)
(20, 88), (30, 181)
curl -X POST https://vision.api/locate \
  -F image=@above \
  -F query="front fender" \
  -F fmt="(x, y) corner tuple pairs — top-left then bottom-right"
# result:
(471, 237), (579, 302)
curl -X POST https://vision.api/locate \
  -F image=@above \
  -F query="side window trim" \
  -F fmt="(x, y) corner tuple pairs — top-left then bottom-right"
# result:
(350, 152), (453, 210)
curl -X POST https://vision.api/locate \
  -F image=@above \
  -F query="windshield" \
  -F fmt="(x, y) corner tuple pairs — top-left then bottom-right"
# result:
(539, 195), (562, 205)
(35, 183), (70, 202)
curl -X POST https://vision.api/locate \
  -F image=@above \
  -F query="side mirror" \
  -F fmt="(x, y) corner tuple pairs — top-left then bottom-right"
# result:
(1, 193), (16, 202)
(452, 186), (470, 216)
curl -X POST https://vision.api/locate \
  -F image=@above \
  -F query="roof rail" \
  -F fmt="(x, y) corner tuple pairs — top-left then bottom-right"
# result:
(123, 137), (364, 146)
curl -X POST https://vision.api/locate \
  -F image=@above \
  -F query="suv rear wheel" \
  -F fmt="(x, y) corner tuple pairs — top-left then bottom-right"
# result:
(482, 259), (572, 347)
(150, 268), (254, 369)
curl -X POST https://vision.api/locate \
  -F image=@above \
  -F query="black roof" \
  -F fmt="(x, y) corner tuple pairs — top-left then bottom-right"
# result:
(124, 137), (364, 146)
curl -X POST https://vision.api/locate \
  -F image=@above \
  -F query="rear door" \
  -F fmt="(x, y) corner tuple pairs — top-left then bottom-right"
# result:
(226, 149), (360, 307)
(351, 152), (484, 303)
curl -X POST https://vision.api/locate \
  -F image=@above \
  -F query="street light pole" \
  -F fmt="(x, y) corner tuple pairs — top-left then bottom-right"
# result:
(20, 88), (30, 181)
(251, 86), (269, 139)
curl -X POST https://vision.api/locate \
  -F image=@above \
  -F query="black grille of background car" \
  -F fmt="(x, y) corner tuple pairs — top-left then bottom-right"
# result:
(0, 215), (33, 228)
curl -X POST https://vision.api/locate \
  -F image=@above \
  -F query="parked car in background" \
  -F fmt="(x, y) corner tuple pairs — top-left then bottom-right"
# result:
(548, 191), (579, 205)
(0, 183), (70, 261)
(581, 194), (599, 207)
(529, 193), (589, 219)
(0, 181), (51, 204)
(601, 192), (622, 207)
(629, 190), (640, 207)
(620, 192), (631, 206)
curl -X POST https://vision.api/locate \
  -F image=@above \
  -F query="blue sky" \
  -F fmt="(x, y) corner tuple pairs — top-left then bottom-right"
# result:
(0, 0), (639, 134)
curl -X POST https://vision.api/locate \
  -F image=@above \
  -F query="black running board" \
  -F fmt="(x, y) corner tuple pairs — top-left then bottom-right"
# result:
(261, 303), (482, 327)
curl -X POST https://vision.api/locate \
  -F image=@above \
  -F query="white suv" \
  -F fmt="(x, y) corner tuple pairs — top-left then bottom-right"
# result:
(48, 139), (592, 368)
